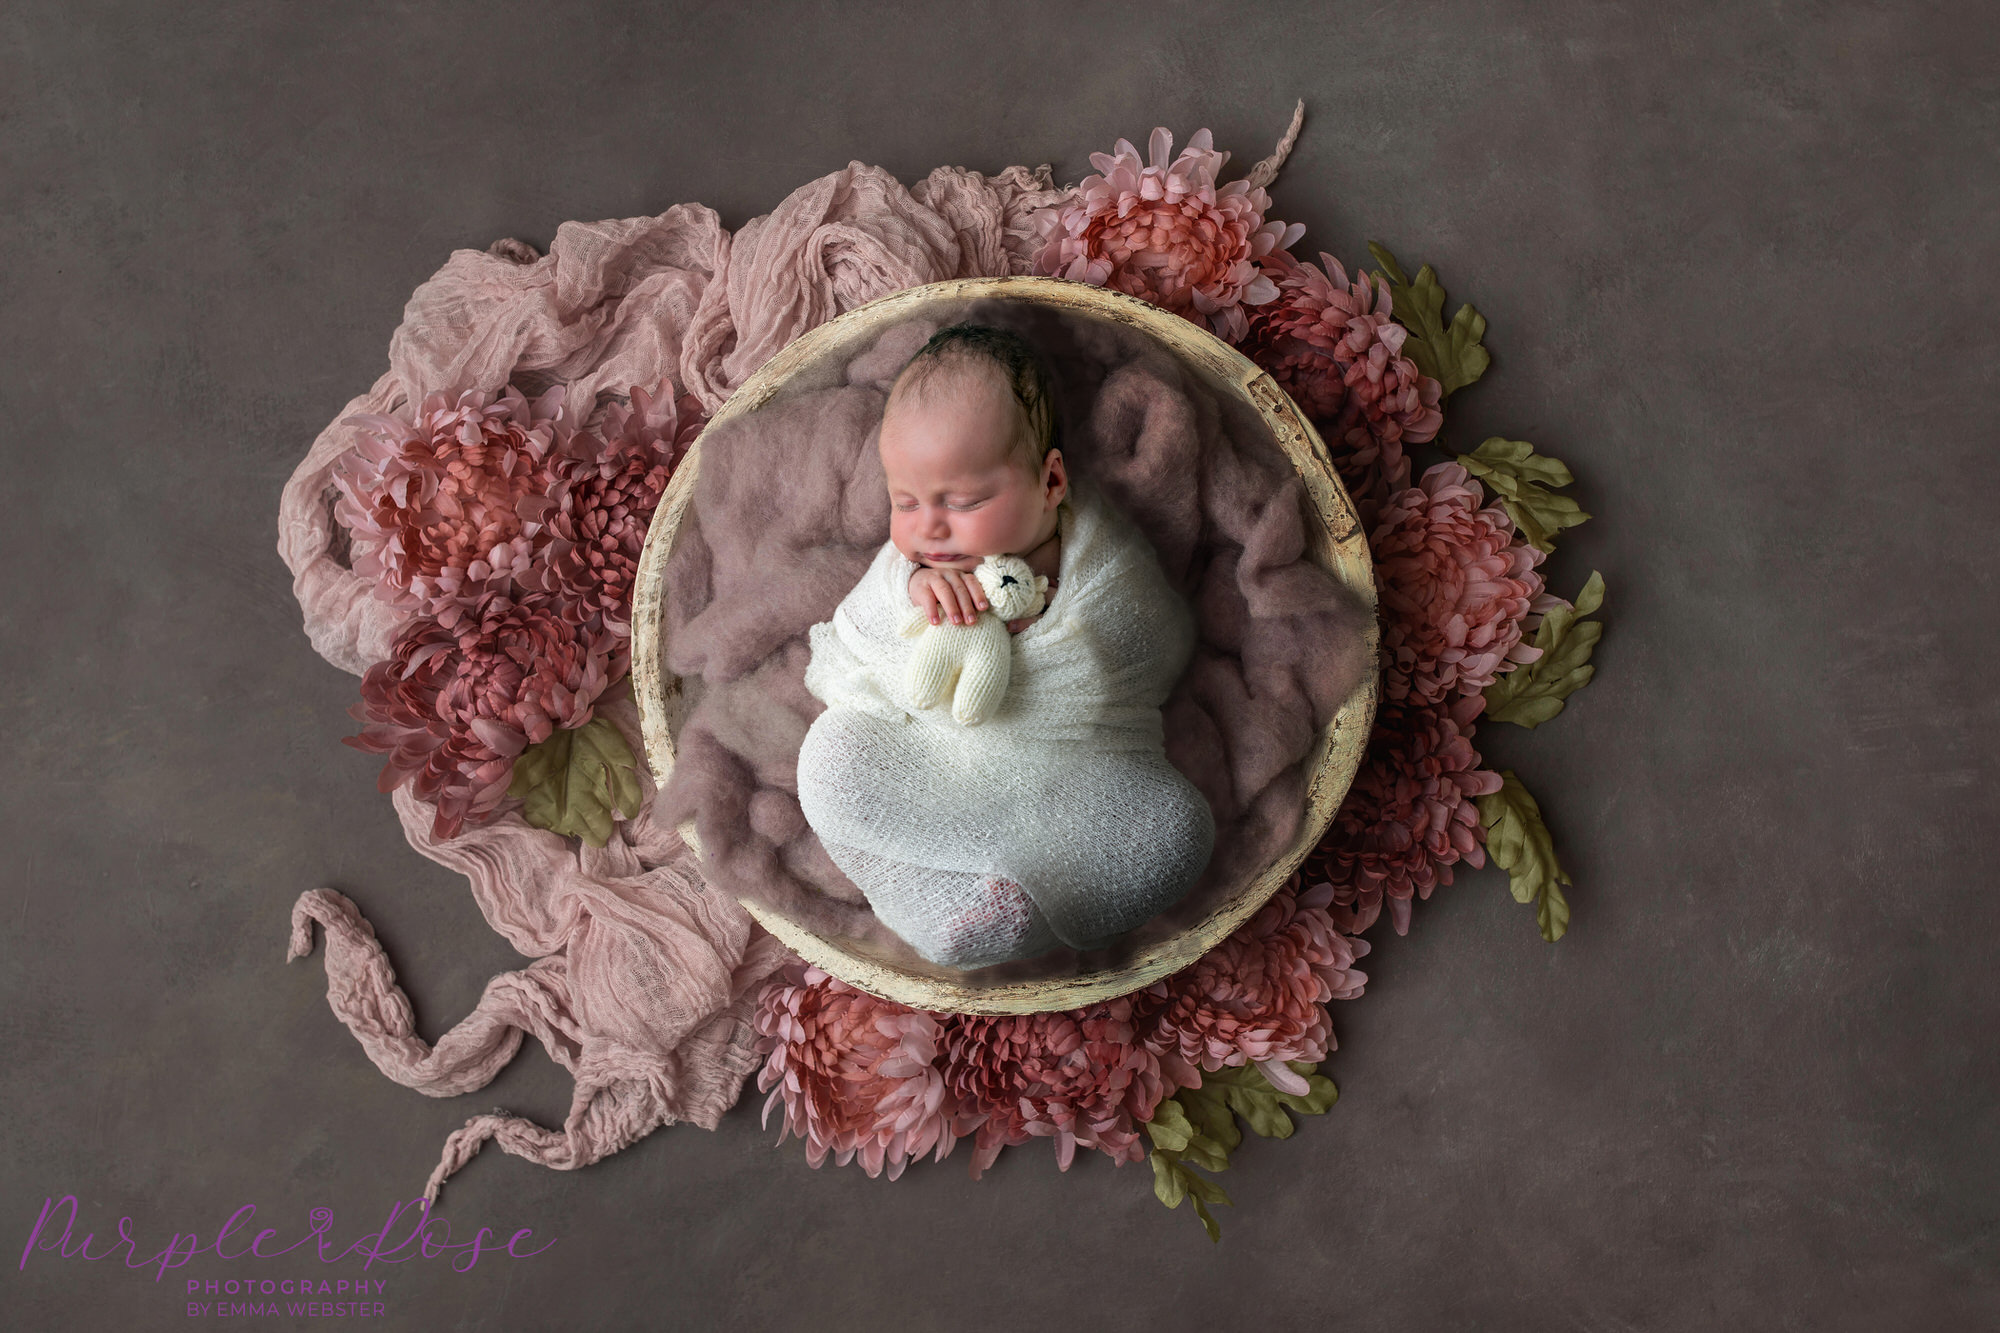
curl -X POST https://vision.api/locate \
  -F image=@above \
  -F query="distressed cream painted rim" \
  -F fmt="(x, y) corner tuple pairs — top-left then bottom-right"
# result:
(631, 276), (1378, 1015)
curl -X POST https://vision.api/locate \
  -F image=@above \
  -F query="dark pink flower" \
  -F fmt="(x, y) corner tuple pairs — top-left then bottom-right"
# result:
(1373, 462), (1558, 706)
(1242, 251), (1443, 526)
(941, 999), (1167, 1177)
(519, 382), (703, 646)
(343, 591), (617, 840)
(1305, 696), (1502, 936)
(1029, 128), (1304, 342)
(333, 386), (570, 626)
(1136, 879), (1368, 1095)
(752, 965), (956, 1179)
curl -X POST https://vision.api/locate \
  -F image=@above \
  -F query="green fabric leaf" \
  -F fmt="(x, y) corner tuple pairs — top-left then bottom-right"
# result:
(1483, 571), (1606, 729)
(1148, 1152), (1232, 1243)
(1143, 1097), (1194, 1153)
(506, 715), (643, 847)
(1370, 243), (1412, 287)
(1367, 241), (1491, 396)
(1272, 1062), (1341, 1118)
(1178, 1127), (1234, 1173)
(1150, 1150), (1189, 1210)
(1141, 1062), (1342, 1240)
(1475, 770), (1574, 942)
(1456, 437), (1593, 553)
(1146, 1089), (1235, 1239)
(1202, 1064), (1337, 1139)
(1183, 1176), (1229, 1244)
(1174, 1079), (1245, 1158)
(1223, 1080), (1296, 1140)
(1145, 1083), (1234, 1171)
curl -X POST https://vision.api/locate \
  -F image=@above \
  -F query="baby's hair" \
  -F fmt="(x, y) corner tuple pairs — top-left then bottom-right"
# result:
(888, 323), (1058, 468)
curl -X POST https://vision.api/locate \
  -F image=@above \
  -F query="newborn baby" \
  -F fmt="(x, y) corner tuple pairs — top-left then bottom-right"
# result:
(795, 323), (1215, 970)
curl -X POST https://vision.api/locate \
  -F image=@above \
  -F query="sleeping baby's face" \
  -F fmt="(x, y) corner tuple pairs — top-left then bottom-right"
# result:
(878, 363), (1067, 571)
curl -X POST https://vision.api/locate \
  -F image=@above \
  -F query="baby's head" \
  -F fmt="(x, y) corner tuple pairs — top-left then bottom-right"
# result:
(878, 324), (1068, 570)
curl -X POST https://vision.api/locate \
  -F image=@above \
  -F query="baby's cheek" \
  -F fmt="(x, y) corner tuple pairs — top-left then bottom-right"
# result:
(979, 492), (1036, 550)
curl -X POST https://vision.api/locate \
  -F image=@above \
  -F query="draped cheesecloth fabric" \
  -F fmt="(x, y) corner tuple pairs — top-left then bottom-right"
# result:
(797, 482), (1216, 969)
(275, 162), (1073, 1199)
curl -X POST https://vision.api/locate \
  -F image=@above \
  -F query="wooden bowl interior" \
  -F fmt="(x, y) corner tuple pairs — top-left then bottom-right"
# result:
(630, 277), (1377, 1014)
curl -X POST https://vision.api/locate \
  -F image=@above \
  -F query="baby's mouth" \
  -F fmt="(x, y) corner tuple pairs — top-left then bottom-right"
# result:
(920, 551), (973, 564)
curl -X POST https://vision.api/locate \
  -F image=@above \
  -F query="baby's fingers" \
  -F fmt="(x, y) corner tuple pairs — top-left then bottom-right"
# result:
(929, 571), (959, 624)
(948, 571), (982, 624)
(956, 569), (989, 614)
(918, 580), (944, 626)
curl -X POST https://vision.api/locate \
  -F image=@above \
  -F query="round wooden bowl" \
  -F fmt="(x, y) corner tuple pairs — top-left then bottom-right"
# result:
(631, 276), (1377, 1015)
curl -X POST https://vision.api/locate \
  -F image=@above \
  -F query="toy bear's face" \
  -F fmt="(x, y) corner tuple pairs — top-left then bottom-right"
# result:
(974, 555), (1048, 621)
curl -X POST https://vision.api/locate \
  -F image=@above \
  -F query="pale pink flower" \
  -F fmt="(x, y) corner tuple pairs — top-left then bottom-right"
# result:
(1373, 462), (1559, 706)
(1136, 880), (1368, 1096)
(344, 591), (617, 840)
(1030, 128), (1304, 342)
(519, 382), (703, 646)
(941, 999), (1167, 1177)
(753, 965), (957, 1180)
(333, 386), (570, 627)
(1306, 696), (1502, 936)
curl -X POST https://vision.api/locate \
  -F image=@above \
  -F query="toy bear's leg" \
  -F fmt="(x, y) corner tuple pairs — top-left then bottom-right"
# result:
(903, 633), (959, 712)
(818, 838), (1059, 970)
(949, 620), (1012, 726)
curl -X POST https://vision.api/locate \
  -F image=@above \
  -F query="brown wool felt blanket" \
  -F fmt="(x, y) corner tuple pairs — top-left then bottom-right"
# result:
(655, 297), (1375, 983)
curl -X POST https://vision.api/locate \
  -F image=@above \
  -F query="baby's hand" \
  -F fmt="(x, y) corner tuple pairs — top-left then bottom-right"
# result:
(909, 565), (989, 627)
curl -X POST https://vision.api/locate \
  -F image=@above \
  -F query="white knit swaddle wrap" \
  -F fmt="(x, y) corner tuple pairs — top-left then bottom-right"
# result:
(796, 482), (1216, 969)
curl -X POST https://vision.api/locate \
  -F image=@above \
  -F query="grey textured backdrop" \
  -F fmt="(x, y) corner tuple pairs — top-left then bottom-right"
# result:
(4, 2), (1995, 1329)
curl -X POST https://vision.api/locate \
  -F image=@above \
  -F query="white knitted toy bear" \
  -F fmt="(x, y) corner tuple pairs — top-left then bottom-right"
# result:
(899, 554), (1049, 726)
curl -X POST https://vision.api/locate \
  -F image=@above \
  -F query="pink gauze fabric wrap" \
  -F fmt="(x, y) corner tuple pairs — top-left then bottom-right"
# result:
(275, 161), (1069, 1199)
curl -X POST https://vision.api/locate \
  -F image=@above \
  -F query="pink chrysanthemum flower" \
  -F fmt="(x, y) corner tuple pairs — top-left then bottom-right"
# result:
(1373, 462), (1559, 706)
(519, 382), (703, 647)
(753, 965), (957, 1180)
(343, 591), (617, 840)
(940, 999), (1167, 1177)
(1136, 880), (1368, 1096)
(1030, 127), (1304, 342)
(1242, 251), (1443, 525)
(1305, 695), (1503, 936)
(333, 386), (570, 626)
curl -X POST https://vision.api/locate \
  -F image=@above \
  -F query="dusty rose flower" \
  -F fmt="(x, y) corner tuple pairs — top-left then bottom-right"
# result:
(519, 382), (703, 646)
(333, 386), (571, 626)
(753, 965), (956, 1179)
(1373, 462), (1559, 706)
(1305, 695), (1502, 936)
(1136, 880), (1368, 1096)
(344, 591), (617, 840)
(1243, 251), (1442, 525)
(941, 998), (1167, 1177)
(1030, 127), (1304, 342)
